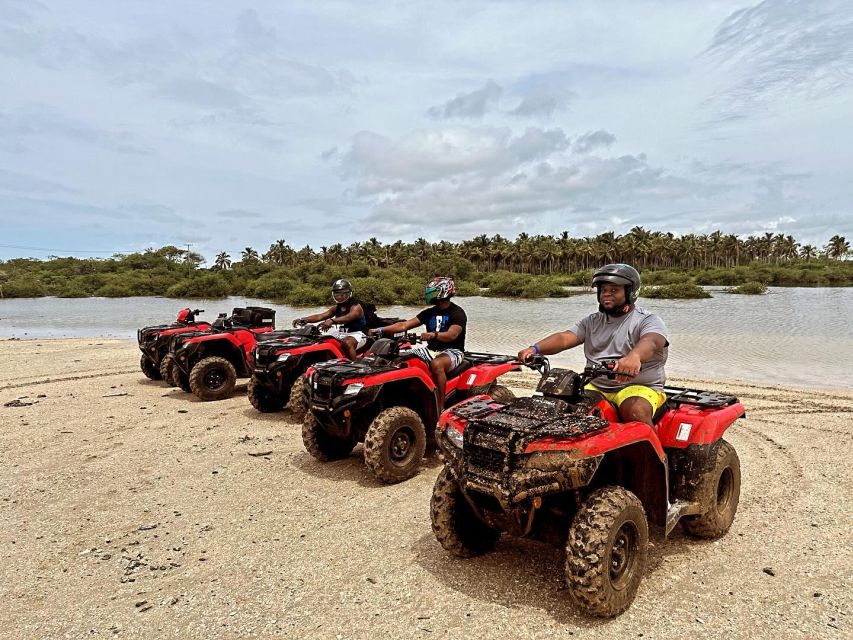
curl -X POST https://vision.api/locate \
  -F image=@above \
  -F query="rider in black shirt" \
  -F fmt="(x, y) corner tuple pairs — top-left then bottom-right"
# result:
(370, 276), (466, 413)
(292, 279), (367, 360)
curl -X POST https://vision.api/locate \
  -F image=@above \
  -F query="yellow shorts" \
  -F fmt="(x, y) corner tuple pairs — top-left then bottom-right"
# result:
(584, 383), (668, 413)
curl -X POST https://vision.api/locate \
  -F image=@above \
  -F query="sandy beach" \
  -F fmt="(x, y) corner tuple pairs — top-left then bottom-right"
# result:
(1, 337), (850, 639)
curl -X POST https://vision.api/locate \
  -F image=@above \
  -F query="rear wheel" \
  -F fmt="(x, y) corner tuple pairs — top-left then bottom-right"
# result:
(247, 377), (285, 413)
(431, 466), (500, 557)
(140, 354), (162, 380)
(681, 440), (741, 539)
(566, 486), (648, 618)
(189, 356), (237, 401)
(287, 374), (307, 420)
(487, 384), (515, 403)
(159, 354), (177, 386)
(302, 411), (355, 461)
(363, 406), (427, 484)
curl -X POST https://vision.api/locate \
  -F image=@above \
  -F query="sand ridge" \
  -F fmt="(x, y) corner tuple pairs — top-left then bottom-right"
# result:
(0, 338), (850, 639)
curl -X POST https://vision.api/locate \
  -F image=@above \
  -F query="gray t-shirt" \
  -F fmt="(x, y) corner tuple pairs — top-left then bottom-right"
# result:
(567, 306), (669, 391)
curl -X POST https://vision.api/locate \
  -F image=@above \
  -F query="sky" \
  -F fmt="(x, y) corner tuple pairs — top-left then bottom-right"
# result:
(0, 0), (851, 262)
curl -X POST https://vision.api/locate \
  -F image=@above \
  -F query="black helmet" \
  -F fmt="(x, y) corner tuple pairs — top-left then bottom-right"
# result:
(331, 278), (352, 302)
(592, 263), (641, 306)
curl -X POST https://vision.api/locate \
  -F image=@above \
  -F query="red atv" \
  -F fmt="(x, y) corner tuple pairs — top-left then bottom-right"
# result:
(302, 335), (522, 483)
(168, 307), (277, 401)
(247, 317), (404, 419)
(137, 308), (210, 380)
(432, 359), (745, 617)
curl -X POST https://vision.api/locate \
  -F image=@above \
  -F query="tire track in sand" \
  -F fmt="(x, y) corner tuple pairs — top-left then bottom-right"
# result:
(0, 369), (137, 392)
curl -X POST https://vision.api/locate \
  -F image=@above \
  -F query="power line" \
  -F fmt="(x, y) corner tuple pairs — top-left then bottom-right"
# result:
(0, 244), (142, 254)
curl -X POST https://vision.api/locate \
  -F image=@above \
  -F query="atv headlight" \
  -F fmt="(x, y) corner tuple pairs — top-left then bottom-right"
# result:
(446, 426), (464, 448)
(343, 383), (364, 396)
(276, 353), (290, 362)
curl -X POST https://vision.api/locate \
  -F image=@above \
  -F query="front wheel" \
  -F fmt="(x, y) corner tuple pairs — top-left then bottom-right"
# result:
(247, 377), (285, 413)
(189, 356), (237, 401)
(287, 373), (307, 420)
(681, 440), (741, 539)
(487, 384), (515, 404)
(159, 353), (177, 386)
(431, 466), (500, 557)
(302, 411), (355, 461)
(140, 353), (162, 380)
(363, 406), (427, 484)
(566, 486), (649, 618)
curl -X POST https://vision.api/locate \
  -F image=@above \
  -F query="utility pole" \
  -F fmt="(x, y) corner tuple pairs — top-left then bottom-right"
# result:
(185, 243), (193, 274)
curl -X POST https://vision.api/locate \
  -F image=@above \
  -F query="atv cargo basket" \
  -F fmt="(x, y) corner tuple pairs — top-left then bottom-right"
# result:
(231, 306), (276, 328)
(663, 386), (738, 408)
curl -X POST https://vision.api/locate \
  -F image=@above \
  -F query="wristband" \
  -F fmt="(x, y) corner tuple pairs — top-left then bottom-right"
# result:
(377, 327), (383, 337)
(433, 331), (439, 340)
(532, 343), (541, 355)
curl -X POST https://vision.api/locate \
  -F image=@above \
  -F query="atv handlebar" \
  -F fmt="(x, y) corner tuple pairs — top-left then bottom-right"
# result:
(520, 355), (551, 375)
(582, 360), (625, 383)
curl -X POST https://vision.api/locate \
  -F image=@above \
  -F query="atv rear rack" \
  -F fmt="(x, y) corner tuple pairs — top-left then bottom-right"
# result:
(663, 386), (738, 408)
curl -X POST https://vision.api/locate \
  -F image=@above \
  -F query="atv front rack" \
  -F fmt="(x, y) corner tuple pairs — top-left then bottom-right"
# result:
(663, 387), (738, 408)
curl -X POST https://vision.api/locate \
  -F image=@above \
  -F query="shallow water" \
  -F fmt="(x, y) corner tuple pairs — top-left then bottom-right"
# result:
(1, 288), (851, 390)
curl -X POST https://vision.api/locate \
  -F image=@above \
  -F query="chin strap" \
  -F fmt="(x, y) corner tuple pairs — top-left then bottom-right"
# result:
(599, 303), (633, 317)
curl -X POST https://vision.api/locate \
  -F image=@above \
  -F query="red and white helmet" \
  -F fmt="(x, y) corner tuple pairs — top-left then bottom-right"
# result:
(425, 276), (456, 304)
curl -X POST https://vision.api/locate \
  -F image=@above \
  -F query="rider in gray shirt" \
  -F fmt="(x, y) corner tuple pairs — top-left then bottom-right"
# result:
(518, 264), (669, 427)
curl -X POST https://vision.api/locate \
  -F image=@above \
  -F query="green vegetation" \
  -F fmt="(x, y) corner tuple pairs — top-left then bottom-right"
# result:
(727, 281), (768, 295)
(640, 283), (712, 299)
(0, 230), (850, 303)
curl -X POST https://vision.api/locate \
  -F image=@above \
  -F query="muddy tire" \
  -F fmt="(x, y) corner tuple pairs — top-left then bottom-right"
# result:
(140, 354), (162, 380)
(160, 354), (177, 386)
(488, 384), (515, 404)
(566, 486), (648, 618)
(682, 440), (741, 539)
(363, 406), (427, 484)
(302, 411), (355, 461)
(431, 466), (500, 557)
(189, 356), (237, 401)
(287, 374), (307, 420)
(175, 368), (192, 393)
(247, 377), (285, 413)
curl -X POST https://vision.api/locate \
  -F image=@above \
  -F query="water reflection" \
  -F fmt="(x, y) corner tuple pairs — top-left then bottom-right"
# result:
(1, 289), (850, 390)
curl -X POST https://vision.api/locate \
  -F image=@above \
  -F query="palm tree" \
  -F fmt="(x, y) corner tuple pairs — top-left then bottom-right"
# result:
(826, 235), (850, 260)
(214, 252), (231, 270)
(241, 247), (259, 262)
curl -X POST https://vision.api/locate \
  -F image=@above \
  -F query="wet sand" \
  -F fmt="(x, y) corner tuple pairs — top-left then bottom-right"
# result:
(1, 338), (850, 639)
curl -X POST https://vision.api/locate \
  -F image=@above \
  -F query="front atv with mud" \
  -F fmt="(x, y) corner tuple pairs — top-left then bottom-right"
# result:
(432, 361), (745, 617)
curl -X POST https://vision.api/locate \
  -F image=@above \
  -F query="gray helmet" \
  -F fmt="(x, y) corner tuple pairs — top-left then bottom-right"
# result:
(592, 263), (641, 303)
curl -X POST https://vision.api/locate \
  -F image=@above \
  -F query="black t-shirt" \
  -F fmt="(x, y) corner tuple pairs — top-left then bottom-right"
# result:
(335, 297), (367, 332)
(416, 302), (467, 351)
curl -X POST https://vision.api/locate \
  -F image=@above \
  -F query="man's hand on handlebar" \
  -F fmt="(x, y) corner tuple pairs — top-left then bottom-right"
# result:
(614, 353), (641, 383)
(517, 346), (537, 362)
(321, 318), (334, 331)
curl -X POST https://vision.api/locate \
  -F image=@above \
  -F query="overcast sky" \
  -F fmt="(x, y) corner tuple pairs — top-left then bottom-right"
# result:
(1, 0), (851, 261)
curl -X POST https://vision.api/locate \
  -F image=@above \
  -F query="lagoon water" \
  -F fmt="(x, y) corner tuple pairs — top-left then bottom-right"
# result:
(1, 288), (851, 390)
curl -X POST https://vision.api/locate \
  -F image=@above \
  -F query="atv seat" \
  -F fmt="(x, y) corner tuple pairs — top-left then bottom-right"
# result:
(446, 360), (474, 380)
(584, 388), (669, 425)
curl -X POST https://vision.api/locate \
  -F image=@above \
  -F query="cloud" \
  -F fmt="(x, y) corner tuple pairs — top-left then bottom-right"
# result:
(573, 130), (616, 154)
(427, 80), (502, 119)
(0, 168), (76, 195)
(0, 106), (151, 154)
(215, 208), (264, 219)
(701, 0), (853, 120)
(340, 125), (570, 192)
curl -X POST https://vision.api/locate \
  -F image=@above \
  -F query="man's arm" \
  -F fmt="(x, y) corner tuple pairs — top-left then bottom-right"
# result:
(518, 331), (582, 361)
(371, 317), (421, 336)
(422, 323), (462, 343)
(614, 332), (667, 381)
(295, 306), (335, 325)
